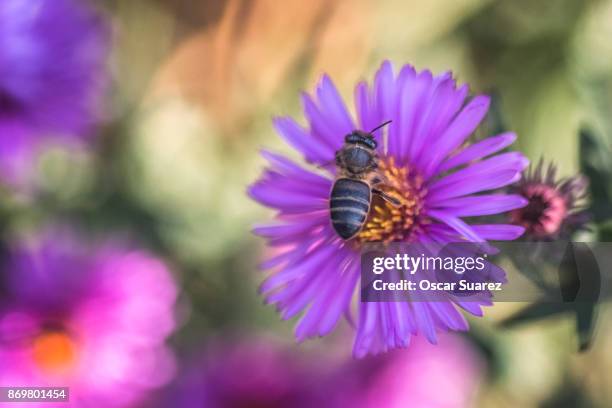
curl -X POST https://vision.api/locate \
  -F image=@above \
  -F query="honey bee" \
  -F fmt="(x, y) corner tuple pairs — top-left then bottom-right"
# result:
(330, 121), (399, 240)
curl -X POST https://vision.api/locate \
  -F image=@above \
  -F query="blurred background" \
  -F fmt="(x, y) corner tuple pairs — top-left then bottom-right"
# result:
(1, 0), (612, 407)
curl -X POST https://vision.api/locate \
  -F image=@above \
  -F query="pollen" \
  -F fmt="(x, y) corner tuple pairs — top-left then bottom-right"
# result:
(356, 157), (426, 244)
(32, 330), (77, 374)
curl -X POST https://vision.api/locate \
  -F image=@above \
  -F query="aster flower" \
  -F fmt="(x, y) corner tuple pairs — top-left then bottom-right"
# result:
(510, 159), (589, 240)
(0, 0), (109, 182)
(0, 229), (178, 407)
(249, 61), (529, 357)
(159, 334), (482, 408)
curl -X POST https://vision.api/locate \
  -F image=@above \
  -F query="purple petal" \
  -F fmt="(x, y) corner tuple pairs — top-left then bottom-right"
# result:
(248, 183), (327, 213)
(252, 216), (328, 244)
(409, 76), (457, 168)
(301, 93), (343, 153)
(260, 150), (331, 185)
(427, 210), (486, 242)
(295, 255), (359, 339)
(411, 302), (438, 344)
(273, 116), (335, 164)
(386, 64), (415, 156)
(374, 61), (395, 127)
(387, 301), (413, 345)
(393, 70), (433, 163)
(355, 81), (376, 132)
(261, 238), (337, 294)
(427, 302), (469, 331)
(456, 301), (485, 316)
(248, 151), (332, 213)
(436, 132), (517, 174)
(422, 95), (491, 179)
(427, 152), (529, 202)
(353, 303), (382, 358)
(471, 224), (526, 241)
(316, 75), (355, 134)
(431, 194), (528, 217)
(299, 75), (356, 159)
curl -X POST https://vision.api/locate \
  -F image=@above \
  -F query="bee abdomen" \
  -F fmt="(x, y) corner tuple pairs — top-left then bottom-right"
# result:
(330, 178), (371, 240)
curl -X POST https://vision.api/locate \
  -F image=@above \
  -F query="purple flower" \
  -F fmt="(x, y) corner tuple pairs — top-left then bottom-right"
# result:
(0, 0), (109, 182)
(249, 61), (528, 357)
(510, 159), (590, 239)
(158, 338), (328, 408)
(0, 229), (178, 407)
(159, 334), (483, 408)
(331, 334), (483, 408)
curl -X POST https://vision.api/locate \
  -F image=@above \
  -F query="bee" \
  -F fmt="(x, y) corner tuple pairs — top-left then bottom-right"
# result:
(330, 120), (399, 240)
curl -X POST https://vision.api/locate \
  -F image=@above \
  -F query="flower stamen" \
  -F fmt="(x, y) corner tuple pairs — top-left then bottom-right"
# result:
(32, 330), (77, 374)
(357, 157), (426, 244)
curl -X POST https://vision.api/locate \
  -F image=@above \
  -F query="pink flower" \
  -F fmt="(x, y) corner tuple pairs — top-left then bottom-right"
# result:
(0, 229), (178, 407)
(347, 335), (483, 408)
(510, 159), (590, 239)
(159, 333), (483, 407)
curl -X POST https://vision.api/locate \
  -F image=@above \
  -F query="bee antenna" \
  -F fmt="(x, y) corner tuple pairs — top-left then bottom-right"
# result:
(369, 120), (392, 134)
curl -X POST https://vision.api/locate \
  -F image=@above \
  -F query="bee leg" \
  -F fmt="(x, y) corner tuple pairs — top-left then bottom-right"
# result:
(372, 188), (401, 207)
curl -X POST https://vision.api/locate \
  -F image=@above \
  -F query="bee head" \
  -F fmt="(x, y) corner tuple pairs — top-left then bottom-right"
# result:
(345, 131), (377, 149)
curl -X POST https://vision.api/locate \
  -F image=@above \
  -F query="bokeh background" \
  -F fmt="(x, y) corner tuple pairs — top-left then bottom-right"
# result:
(2, 0), (612, 407)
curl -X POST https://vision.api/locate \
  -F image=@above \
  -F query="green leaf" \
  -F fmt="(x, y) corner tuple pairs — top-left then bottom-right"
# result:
(500, 301), (574, 328)
(501, 301), (598, 352)
(576, 302), (598, 351)
(503, 242), (601, 352)
(579, 128), (612, 224)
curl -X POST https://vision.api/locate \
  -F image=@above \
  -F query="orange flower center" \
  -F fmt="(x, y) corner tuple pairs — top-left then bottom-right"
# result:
(32, 331), (77, 374)
(356, 157), (426, 244)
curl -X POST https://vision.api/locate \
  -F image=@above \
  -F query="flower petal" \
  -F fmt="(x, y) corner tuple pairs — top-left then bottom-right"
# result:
(316, 75), (355, 134)
(374, 60), (395, 127)
(422, 95), (491, 179)
(260, 150), (331, 184)
(391, 70), (433, 163)
(427, 152), (528, 202)
(295, 254), (359, 339)
(273, 116), (335, 164)
(355, 80), (376, 132)
(437, 132), (517, 174)
(248, 182), (328, 213)
(248, 151), (332, 213)
(431, 194), (528, 217)
(471, 224), (526, 241)
(301, 93), (343, 153)
(427, 210), (486, 242)
(410, 74), (459, 169)
(353, 302), (383, 358)
(252, 216), (328, 246)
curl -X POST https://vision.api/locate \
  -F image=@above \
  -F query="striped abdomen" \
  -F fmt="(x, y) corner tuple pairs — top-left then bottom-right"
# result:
(330, 178), (371, 240)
